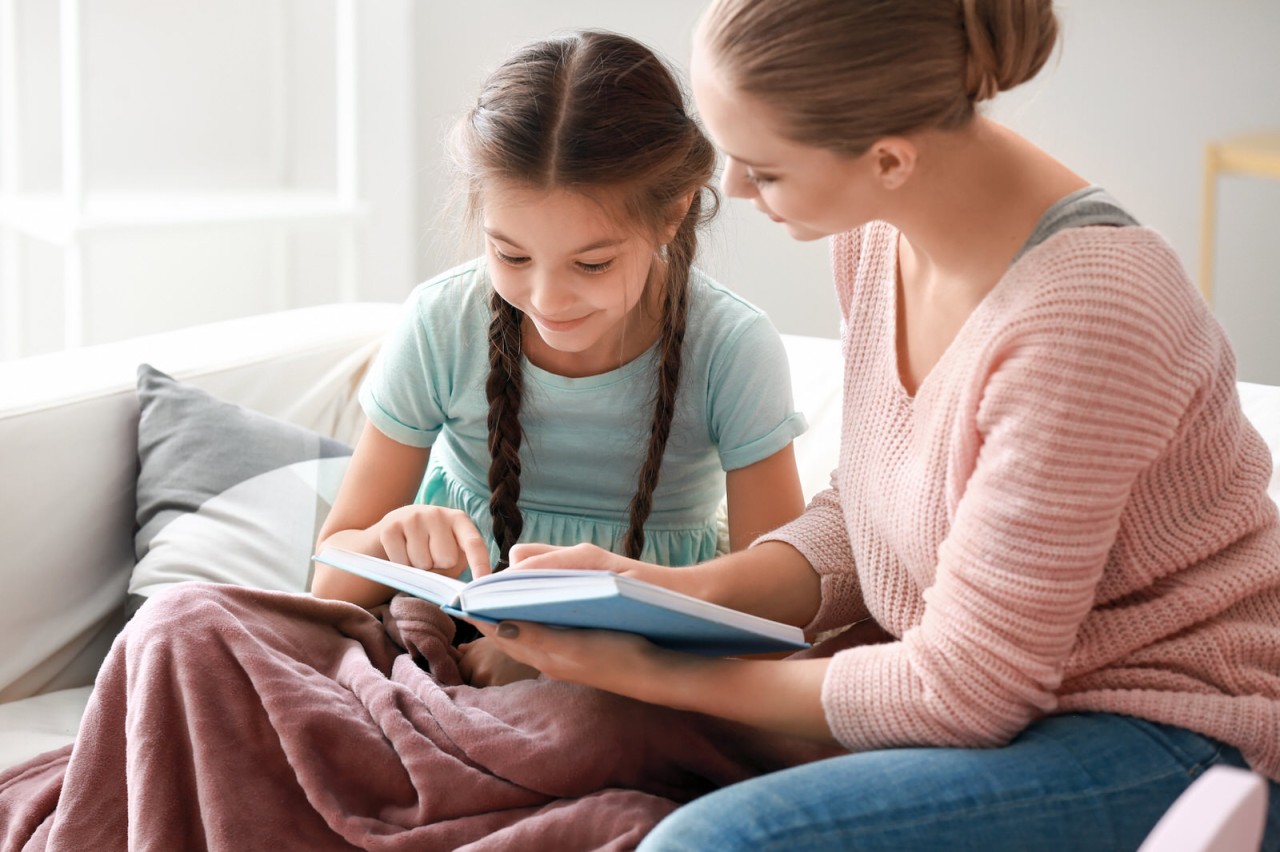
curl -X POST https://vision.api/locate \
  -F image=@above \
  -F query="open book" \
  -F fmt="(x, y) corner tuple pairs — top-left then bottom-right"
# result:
(313, 546), (809, 657)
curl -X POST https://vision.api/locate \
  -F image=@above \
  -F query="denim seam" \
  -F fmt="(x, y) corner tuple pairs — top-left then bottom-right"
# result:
(744, 763), (1201, 844)
(1111, 714), (1227, 776)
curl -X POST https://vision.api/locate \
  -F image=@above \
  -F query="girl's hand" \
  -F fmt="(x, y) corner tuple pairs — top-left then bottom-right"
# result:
(456, 637), (541, 687)
(509, 542), (696, 597)
(375, 505), (492, 578)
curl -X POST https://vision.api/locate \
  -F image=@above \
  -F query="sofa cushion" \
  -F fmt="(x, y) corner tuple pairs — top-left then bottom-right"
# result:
(128, 365), (354, 618)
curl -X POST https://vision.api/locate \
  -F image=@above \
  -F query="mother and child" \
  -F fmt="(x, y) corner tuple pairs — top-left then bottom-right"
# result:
(6, 0), (1280, 849)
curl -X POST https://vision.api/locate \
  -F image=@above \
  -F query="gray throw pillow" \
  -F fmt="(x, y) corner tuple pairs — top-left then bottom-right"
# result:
(129, 364), (353, 618)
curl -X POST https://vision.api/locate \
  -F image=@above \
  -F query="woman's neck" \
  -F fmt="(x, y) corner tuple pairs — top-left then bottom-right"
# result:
(887, 117), (1088, 298)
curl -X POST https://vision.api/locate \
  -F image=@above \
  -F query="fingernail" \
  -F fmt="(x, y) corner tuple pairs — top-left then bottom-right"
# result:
(497, 622), (519, 639)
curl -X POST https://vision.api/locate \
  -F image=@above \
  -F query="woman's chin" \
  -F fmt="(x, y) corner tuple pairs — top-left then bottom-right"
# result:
(781, 221), (830, 242)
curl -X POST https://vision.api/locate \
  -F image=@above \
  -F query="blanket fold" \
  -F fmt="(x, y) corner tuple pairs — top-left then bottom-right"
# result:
(0, 584), (843, 851)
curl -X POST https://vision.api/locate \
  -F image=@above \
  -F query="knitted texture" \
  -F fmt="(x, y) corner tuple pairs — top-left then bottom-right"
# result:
(760, 222), (1280, 779)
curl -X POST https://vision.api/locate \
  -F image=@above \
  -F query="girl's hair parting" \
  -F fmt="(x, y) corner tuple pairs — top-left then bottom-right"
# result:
(699, 0), (1059, 155)
(452, 30), (720, 570)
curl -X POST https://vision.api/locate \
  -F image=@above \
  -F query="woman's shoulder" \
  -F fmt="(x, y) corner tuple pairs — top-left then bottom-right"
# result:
(989, 226), (1220, 373)
(1009, 226), (1198, 316)
(830, 222), (899, 317)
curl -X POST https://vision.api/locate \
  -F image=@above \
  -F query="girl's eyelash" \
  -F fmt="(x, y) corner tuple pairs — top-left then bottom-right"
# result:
(493, 249), (530, 266)
(492, 246), (612, 274)
(746, 171), (775, 186)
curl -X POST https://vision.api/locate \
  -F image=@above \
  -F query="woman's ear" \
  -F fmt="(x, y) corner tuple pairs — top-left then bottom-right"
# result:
(868, 137), (916, 190)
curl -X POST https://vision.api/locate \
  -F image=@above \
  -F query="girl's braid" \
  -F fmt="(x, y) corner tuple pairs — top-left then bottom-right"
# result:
(622, 196), (700, 559)
(485, 290), (526, 571)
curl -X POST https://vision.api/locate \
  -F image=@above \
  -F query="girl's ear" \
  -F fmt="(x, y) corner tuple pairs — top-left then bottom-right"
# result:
(867, 137), (916, 190)
(661, 191), (697, 244)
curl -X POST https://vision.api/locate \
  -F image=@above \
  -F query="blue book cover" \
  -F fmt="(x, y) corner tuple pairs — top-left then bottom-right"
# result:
(313, 547), (809, 657)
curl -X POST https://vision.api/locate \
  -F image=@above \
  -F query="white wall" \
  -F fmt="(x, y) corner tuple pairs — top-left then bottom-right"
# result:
(5, 2), (1275, 380)
(415, 0), (1280, 383)
(1, 0), (416, 356)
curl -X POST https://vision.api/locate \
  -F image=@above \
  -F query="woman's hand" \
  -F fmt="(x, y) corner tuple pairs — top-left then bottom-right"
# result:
(468, 618), (673, 698)
(456, 637), (541, 687)
(374, 505), (492, 578)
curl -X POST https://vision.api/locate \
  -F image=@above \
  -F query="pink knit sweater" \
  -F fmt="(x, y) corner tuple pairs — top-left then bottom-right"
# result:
(761, 222), (1280, 780)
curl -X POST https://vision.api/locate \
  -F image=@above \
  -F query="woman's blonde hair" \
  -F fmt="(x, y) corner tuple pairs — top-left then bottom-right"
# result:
(699, 0), (1059, 154)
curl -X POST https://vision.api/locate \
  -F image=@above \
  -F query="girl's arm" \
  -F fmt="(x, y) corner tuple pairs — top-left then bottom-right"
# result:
(313, 421), (427, 605)
(724, 443), (805, 551)
(312, 421), (490, 606)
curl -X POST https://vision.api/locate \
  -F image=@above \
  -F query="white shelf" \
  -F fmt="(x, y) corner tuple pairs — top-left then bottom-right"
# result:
(0, 192), (368, 246)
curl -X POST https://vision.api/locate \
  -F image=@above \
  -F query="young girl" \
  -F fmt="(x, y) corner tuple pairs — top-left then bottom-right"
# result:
(311, 30), (807, 684)
(471, 1), (1280, 848)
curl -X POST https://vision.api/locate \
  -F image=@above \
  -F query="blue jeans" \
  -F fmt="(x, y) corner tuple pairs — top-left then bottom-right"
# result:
(639, 712), (1280, 852)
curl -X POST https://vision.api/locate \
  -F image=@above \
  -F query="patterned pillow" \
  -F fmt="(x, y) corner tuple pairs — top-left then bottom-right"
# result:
(128, 364), (353, 618)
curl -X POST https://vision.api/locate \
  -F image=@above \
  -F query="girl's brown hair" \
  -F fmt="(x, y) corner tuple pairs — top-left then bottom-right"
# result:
(452, 30), (719, 570)
(699, 0), (1059, 155)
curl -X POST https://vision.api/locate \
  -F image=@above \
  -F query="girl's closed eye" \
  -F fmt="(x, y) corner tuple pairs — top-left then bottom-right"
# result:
(746, 170), (776, 187)
(576, 259), (614, 274)
(493, 247), (531, 267)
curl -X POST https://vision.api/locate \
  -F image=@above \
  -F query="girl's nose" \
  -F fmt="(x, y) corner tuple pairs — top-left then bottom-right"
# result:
(528, 272), (576, 316)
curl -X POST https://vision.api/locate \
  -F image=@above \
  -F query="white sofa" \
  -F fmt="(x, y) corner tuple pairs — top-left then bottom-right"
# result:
(1, 302), (1277, 775)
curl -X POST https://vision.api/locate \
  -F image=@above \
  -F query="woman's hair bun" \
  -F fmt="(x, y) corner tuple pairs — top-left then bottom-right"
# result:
(961, 0), (1059, 102)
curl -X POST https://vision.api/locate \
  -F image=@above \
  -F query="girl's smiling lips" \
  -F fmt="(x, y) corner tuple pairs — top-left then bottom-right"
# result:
(530, 311), (593, 332)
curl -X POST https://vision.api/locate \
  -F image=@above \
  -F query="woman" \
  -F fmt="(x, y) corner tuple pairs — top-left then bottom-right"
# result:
(471, 1), (1280, 848)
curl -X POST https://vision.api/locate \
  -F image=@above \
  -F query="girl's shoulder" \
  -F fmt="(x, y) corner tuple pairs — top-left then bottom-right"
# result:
(402, 257), (493, 330)
(409, 257), (490, 307)
(685, 266), (784, 349)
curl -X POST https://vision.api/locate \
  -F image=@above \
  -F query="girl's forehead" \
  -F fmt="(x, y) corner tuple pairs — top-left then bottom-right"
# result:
(483, 185), (640, 238)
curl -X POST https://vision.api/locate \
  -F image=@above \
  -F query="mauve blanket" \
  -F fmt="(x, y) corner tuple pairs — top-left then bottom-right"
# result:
(0, 583), (845, 851)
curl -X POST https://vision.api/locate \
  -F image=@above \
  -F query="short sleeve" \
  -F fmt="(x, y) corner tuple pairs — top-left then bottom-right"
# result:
(708, 313), (808, 471)
(358, 277), (469, 448)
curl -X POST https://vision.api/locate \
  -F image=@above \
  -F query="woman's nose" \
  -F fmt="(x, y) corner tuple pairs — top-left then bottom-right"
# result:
(720, 157), (756, 200)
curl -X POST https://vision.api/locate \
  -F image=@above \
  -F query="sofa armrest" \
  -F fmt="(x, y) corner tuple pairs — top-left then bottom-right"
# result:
(0, 302), (400, 703)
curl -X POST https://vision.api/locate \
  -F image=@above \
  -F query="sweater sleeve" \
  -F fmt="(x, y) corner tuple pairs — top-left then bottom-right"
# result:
(821, 235), (1214, 750)
(751, 227), (876, 633)
(753, 484), (870, 632)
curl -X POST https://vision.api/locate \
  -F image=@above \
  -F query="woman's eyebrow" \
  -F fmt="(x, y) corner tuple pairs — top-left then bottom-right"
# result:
(726, 152), (777, 169)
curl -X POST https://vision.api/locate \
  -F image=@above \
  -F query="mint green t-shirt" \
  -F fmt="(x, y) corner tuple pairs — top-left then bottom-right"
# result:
(359, 259), (807, 568)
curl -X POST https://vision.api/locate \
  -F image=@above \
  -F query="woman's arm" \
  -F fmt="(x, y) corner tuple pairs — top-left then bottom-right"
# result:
(725, 443), (805, 551)
(470, 616), (837, 741)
